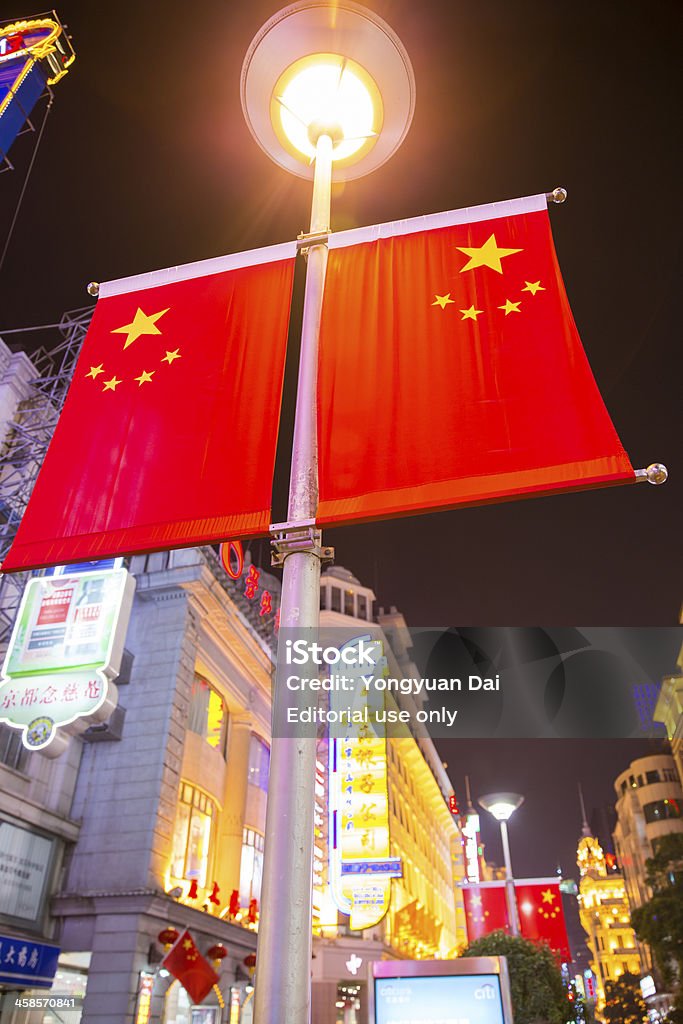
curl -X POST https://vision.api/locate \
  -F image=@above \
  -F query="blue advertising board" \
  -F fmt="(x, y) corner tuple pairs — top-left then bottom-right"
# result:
(0, 933), (60, 989)
(375, 973), (506, 1024)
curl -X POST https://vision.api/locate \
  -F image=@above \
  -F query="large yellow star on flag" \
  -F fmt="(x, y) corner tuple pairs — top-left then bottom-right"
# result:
(541, 888), (556, 904)
(457, 234), (523, 274)
(111, 307), (170, 350)
(432, 293), (455, 310)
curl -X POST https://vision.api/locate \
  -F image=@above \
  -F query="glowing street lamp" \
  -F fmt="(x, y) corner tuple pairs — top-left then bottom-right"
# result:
(241, 5), (414, 1023)
(479, 792), (524, 937)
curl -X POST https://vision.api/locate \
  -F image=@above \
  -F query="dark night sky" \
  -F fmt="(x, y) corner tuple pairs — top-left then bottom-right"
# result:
(1, 0), (681, 911)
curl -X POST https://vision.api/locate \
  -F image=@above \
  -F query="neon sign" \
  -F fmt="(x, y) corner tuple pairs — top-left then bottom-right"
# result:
(219, 541), (277, 624)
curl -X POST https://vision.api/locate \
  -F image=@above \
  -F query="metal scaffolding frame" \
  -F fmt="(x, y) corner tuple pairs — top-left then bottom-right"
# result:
(0, 305), (93, 648)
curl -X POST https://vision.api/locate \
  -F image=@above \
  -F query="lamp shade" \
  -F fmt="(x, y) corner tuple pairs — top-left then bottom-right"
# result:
(241, 0), (415, 181)
(478, 792), (525, 822)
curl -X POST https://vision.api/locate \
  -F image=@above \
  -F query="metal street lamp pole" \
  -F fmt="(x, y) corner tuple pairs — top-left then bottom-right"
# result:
(499, 818), (520, 937)
(241, 8), (414, 1020)
(252, 131), (333, 1024)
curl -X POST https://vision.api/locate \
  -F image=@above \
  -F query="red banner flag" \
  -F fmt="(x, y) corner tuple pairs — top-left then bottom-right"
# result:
(316, 195), (634, 526)
(462, 883), (510, 942)
(161, 929), (219, 1005)
(2, 244), (296, 571)
(515, 881), (571, 962)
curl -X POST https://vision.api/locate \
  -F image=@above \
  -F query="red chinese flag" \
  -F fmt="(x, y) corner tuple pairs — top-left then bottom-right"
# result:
(162, 929), (219, 1004)
(462, 883), (510, 942)
(2, 244), (296, 572)
(317, 195), (634, 526)
(515, 881), (571, 961)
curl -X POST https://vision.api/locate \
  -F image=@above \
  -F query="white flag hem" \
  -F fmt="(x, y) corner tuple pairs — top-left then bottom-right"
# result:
(328, 193), (548, 250)
(99, 240), (298, 299)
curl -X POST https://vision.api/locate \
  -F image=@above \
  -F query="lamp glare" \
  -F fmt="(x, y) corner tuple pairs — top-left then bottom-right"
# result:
(277, 56), (378, 162)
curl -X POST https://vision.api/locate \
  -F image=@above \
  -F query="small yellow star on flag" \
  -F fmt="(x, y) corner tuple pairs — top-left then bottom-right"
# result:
(134, 370), (155, 386)
(86, 364), (104, 379)
(522, 280), (545, 296)
(161, 349), (181, 365)
(498, 299), (521, 316)
(457, 234), (523, 274)
(460, 305), (483, 321)
(102, 376), (122, 392)
(432, 293), (455, 310)
(111, 307), (170, 350)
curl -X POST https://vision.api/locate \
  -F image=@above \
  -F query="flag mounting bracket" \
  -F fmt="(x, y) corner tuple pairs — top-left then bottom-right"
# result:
(546, 187), (567, 203)
(296, 230), (329, 255)
(269, 520), (334, 569)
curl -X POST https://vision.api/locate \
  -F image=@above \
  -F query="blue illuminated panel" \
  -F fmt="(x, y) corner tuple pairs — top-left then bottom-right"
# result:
(375, 973), (506, 1024)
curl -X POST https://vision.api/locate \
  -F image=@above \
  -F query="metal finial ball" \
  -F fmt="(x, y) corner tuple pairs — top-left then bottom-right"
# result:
(646, 463), (668, 485)
(87, 282), (100, 297)
(552, 187), (567, 203)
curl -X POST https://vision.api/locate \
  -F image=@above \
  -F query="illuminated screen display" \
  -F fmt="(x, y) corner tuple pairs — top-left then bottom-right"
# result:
(375, 973), (505, 1024)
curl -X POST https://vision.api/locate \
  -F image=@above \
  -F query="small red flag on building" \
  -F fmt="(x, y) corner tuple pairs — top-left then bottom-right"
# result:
(462, 883), (510, 942)
(316, 194), (634, 526)
(2, 243), (296, 572)
(162, 929), (219, 1005)
(515, 881), (572, 962)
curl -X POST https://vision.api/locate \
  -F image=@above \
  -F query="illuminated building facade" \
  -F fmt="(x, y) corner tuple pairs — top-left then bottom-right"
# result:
(654, 630), (683, 788)
(613, 753), (683, 911)
(311, 568), (467, 1024)
(576, 818), (642, 1008)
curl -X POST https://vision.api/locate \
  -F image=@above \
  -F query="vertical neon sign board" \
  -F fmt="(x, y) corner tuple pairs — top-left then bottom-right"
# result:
(0, 569), (135, 751)
(328, 635), (401, 930)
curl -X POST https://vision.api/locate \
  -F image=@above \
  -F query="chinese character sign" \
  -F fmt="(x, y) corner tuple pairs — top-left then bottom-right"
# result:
(0, 569), (135, 752)
(328, 636), (400, 930)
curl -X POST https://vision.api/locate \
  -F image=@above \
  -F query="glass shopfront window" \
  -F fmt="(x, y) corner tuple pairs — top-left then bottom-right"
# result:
(248, 735), (270, 792)
(188, 676), (228, 756)
(239, 828), (264, 906)
(170, 783), (216, 887)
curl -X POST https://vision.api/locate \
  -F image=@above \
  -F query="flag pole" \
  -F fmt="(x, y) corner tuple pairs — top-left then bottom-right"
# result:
(252, 131), (333, 1024)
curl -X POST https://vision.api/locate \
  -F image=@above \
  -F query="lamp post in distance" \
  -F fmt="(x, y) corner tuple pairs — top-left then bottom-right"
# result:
(240, 4), (415, 1022)
(479, 792), (525, 937)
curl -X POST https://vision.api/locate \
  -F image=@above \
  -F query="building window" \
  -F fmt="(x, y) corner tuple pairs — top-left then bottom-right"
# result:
(248, 735), (270, 792)
(170, 783), (216, 887)
(645, 770), (660, 785)
(320, 587), (327, 609)
(188, 676), (228, 756)
(0, 724), (27, 773)
(357, 594), (368, 620)
(240, 828), (265, 905)
(643, 799), (681, 823)
(344, 590), (355, 616)
(330, 587), (341, 613)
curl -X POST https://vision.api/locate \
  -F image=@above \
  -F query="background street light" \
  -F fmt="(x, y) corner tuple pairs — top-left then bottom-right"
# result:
(479, 792), (524, 937)
(241, 4), (414, 1023)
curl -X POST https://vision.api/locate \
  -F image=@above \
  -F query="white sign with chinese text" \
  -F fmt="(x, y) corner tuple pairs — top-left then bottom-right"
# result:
(0, 568), (135, 752)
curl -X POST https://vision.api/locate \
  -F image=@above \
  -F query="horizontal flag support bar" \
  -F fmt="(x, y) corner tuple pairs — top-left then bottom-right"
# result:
(84, 189), (570, 293)
(635, 463), (668, 484)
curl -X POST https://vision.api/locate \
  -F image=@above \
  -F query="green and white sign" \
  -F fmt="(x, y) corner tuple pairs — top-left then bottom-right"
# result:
(0, 569), (135, 753)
